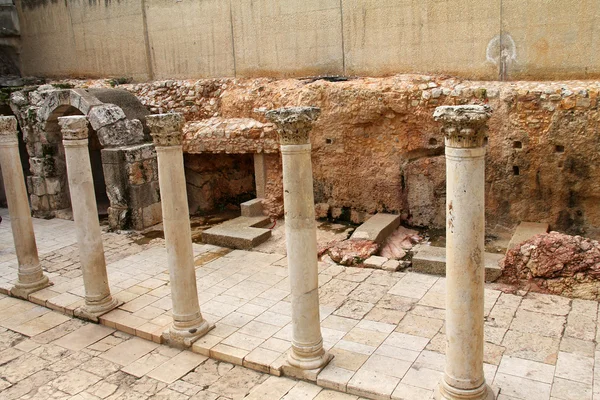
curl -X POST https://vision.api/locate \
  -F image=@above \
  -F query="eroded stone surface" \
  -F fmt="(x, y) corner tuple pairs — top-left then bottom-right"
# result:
(502, 231), (600, 299)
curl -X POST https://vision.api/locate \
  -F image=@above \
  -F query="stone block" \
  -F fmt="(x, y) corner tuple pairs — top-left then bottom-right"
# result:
(383, 259), (401, 272)
(412, 245), (504, 282)
(129, 182), (160, 209)
(97, 119), (145, 148)
(202, 216), (272, 249)
(100, 148), (125, 164)
(45, 178), (61, 195)
(87, 104), (126, 131)
(364, 256), (387, 268)
(29, 175), (46, 196)
(315, 203), (329, 219)
(29, 157), (55, 176)
(350, 213), (401, 244)
(123, 143), (156, 163)
(507, 221), (550, 252)
(108, 206), (129, 230)
(241, 198), (264, 217)
(142, 202), (162, 229)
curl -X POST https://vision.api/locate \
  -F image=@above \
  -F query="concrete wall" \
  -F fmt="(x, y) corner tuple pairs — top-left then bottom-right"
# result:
(15, 0), (600, 81)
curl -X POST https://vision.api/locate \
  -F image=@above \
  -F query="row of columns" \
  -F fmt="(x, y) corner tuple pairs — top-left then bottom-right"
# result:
(2, 104), (494, 398)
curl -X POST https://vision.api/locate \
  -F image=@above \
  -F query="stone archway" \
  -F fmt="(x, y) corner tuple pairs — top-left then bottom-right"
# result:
(10, 86), (162, 230)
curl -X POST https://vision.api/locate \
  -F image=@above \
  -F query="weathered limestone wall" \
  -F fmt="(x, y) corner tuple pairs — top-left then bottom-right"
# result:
(15, 75), (600, 238)
(120, 76), (600, 238)
(14, 0), (600, 81)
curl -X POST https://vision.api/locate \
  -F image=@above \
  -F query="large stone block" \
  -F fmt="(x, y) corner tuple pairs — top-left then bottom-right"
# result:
(87, 104), (126, 131)
(100, 148), (125, 164)
(129, 182), (160, 209)
(97, 119), (145, 148)
(123, 143), (156, 163)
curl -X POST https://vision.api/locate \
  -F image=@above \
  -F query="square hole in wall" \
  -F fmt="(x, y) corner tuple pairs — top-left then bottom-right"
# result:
(555, 144), (565, 153)
(513, 141), (522, 149)
(513, 166), (520, 175)
(325, 138), (333, 144)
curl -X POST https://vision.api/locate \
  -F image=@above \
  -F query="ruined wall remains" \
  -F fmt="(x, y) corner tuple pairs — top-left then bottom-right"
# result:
(20, 75), (600, 239)
(15, 0), (600, 81)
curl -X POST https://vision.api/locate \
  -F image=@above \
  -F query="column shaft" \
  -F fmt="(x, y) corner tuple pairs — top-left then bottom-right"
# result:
(444, 147), (486, 389)
(147, 113), (211, 347)
(281, 144), (325, 368)
(60, 116), (119, 320)
(265, 106), (330, 371)
(0, 118), (50, 297)
(155, 146), (205, 327)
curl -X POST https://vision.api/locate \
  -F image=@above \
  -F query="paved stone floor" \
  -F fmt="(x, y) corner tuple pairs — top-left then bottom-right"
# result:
(0, 208), (599, 400)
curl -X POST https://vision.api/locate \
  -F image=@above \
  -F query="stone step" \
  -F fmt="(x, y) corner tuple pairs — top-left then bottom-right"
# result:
(241, 198), (264, 218)
(411, 245), (504, 282)
(350, 213), (401, 244)
(507, 221), (550, 252)
(202, 216), (272, 250)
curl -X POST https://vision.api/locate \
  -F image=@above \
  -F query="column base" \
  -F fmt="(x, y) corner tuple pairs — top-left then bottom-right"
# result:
(10, 275), (52, 300)
(75, 296), (123, 322)
(435, 381), (495, 400)
(288, 346), (331, 371)
(282, 351), (333, 381)
(163, 319), (213, 348)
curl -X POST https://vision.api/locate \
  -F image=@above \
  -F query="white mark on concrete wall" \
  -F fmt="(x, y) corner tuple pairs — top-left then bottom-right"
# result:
(486, 33), (517, 65)
(487, 33), (517, 80)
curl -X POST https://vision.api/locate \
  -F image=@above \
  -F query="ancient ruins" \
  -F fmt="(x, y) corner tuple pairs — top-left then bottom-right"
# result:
(0, 1), (599, 400)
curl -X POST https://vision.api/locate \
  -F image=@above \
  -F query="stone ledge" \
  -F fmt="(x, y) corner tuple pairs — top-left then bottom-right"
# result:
(412, 245), (503, 282)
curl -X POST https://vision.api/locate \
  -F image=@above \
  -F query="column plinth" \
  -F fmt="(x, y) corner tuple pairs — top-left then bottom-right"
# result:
(265, 107), (331, 372)
(0, 116), (51, 299)
(147, 113), (212, 347)
(433, 105), (494, 400)
(59, 116), (120, 321)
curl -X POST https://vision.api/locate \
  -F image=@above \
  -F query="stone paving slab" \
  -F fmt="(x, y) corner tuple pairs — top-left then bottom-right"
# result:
(0, 210), (599, 400)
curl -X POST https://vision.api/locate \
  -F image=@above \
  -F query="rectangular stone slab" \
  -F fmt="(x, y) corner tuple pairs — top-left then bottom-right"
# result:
(202, 216), (271, 250)
(412, 245), (503, 282)
(241, 198), (264, 218)
(507, 222), (550, 252)
(350, 213), (401, 244)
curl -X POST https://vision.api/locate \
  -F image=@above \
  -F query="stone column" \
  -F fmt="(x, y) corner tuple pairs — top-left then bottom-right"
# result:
(59, 116), (120, 320)
(146, 113), (211, 347)
(0, 116), (50, 299)
(433, 105), (494, 400)
(253, 153), (267, 198)
(265, 107), (330, 371)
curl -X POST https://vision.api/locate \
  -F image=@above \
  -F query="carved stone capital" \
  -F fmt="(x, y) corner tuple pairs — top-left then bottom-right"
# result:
(0, 116), (18, 145)
(147, 113), (184, 147)
(58, 116), (89, 140)
(265, 107), (320, 145)
(433, 105), (492, 148)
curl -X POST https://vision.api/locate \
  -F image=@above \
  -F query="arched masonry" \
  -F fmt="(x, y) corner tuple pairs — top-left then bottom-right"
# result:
(9, 85), (162, 230)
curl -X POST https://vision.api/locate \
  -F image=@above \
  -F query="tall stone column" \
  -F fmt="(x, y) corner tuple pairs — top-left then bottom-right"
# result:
(0, 116), (50, 299)
(433, 105), (494, 400)
(59, 116), (120, 320)
(265, 107), (330, 371)
(146, 113), (211, 347)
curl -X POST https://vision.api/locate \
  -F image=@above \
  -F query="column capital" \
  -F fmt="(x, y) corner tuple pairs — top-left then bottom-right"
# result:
(58, 116), (89, 140)
(146, 113), (184, 147)
(0, 116), (18, 145)
(265, 107), (320, 145)
(433, 105), (492, 148)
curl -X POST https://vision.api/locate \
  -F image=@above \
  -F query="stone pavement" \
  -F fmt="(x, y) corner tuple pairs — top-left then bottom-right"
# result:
(0, 209), (599, 400)
(0, 295), (358, 400)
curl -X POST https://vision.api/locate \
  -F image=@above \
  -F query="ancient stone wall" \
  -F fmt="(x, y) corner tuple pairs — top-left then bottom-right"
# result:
(14, 0), (600, 81)
(19, 75), (600, 238)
